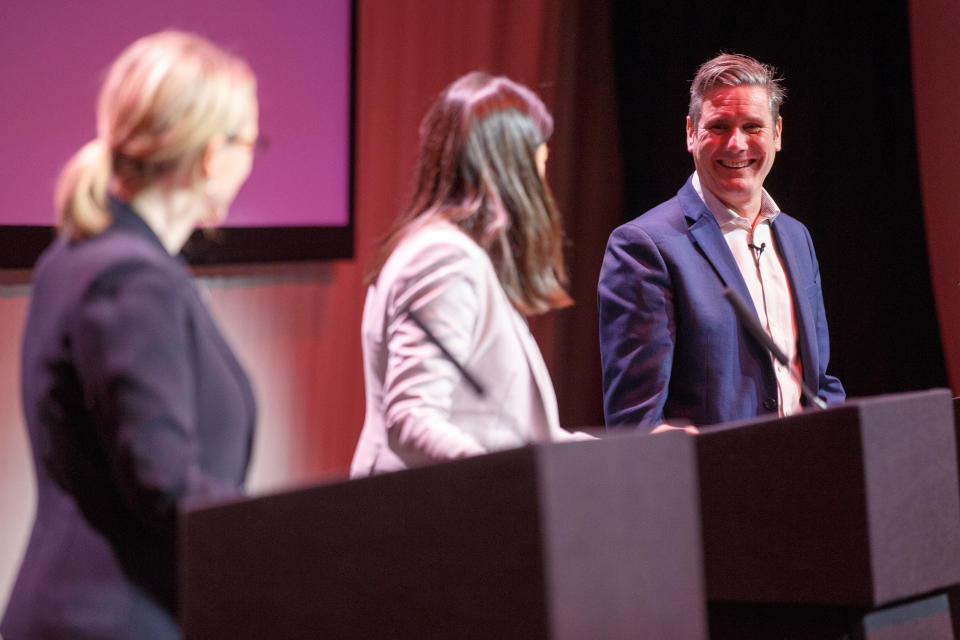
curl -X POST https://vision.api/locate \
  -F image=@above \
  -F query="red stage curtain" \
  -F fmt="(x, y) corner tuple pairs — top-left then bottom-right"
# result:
(354, 0), (621, 430)
(909, 0), (960, 391)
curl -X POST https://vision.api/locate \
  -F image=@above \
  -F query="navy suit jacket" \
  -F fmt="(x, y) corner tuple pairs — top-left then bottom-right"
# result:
(2, 200), (256, 639)
(598, 176), (844, 428)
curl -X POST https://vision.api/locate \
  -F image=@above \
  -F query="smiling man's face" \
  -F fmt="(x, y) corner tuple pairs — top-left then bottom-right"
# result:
(686, 84), (782, 221)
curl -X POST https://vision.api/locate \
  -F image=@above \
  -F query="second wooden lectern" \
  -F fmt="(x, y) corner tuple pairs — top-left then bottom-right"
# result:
(181, 433), (705, 639)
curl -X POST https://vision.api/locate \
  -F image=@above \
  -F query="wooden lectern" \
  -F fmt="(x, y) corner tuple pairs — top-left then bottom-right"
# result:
(697, 388), (960, 638)
(180, 434), (706, 639)
(182, 389), (960, 638)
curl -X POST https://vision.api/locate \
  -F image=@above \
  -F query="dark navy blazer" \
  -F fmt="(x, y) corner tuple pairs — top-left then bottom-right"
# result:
(598, 176), (845, 428)
(2, 200), (256, 639)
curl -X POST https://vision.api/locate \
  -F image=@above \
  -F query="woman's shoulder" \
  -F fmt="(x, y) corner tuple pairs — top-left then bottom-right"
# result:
(371, 219), (496, 312)
(385, 220), (487, 276)
(400, 218), (483, 254)
(34, 227), (189, 304)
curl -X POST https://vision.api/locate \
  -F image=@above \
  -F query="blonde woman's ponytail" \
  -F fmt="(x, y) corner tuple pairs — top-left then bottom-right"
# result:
(55, 139), (112, 240)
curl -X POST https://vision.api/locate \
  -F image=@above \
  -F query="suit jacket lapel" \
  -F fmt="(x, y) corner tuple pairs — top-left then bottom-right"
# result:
(771, 220), (819, 392)
(679, 183), (758, 316)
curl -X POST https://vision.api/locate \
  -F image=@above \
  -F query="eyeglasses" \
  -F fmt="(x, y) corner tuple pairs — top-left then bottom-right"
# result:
(226, 133), (269, 155)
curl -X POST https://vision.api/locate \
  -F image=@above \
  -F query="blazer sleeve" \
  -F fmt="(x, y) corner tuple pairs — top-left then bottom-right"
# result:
(598, 222), (676, 428)
(380, 241), (488, 465)
(69, 262), (240, 531)
(801, 228), (846, 406)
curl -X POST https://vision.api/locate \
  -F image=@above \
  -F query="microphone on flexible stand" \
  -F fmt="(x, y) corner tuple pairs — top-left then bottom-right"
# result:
(722, 287), (827, 410)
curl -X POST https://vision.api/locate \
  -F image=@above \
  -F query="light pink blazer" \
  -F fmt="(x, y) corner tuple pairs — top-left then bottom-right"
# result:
(350, 219), (589, 476)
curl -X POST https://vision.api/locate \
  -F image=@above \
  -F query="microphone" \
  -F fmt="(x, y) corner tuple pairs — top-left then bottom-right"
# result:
(748, 242), (765, 258)
(722, 287), (827, 410)
(406, 307), (486, 397)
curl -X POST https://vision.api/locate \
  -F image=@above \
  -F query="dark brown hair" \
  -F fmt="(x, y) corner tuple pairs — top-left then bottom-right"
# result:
(368, 71), (571, 316)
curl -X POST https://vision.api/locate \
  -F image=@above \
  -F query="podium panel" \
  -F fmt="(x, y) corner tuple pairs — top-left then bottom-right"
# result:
(181, 435), (705, 639)
(861, 592), (955, 640)
(708, 591), (957, 640)
(697, 388), (960, 606)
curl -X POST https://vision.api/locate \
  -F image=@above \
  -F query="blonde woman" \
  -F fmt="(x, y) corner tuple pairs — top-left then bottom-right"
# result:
(2, 32), (259, 638)
(350, 72), (591, 477)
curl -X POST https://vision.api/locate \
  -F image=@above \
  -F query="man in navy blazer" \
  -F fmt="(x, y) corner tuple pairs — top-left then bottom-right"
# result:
(598, 53), (844, 430)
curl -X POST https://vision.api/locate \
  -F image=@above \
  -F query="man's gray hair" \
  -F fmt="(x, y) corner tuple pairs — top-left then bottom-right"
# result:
(688, 53), (786, 130)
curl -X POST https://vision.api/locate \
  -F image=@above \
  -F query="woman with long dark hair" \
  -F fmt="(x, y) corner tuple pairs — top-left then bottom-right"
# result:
(2, 31), (259, 638)
(351, 71), (590, 476)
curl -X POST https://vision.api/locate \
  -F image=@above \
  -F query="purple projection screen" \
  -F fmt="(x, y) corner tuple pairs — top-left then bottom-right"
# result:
(0, 1), (353, 266)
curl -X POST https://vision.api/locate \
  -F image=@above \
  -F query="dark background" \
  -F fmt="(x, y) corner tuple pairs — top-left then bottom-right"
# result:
(609, 1), (946, 398)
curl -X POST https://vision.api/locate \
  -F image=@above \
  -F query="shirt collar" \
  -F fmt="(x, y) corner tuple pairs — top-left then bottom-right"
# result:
(691, 171), (781, 232)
